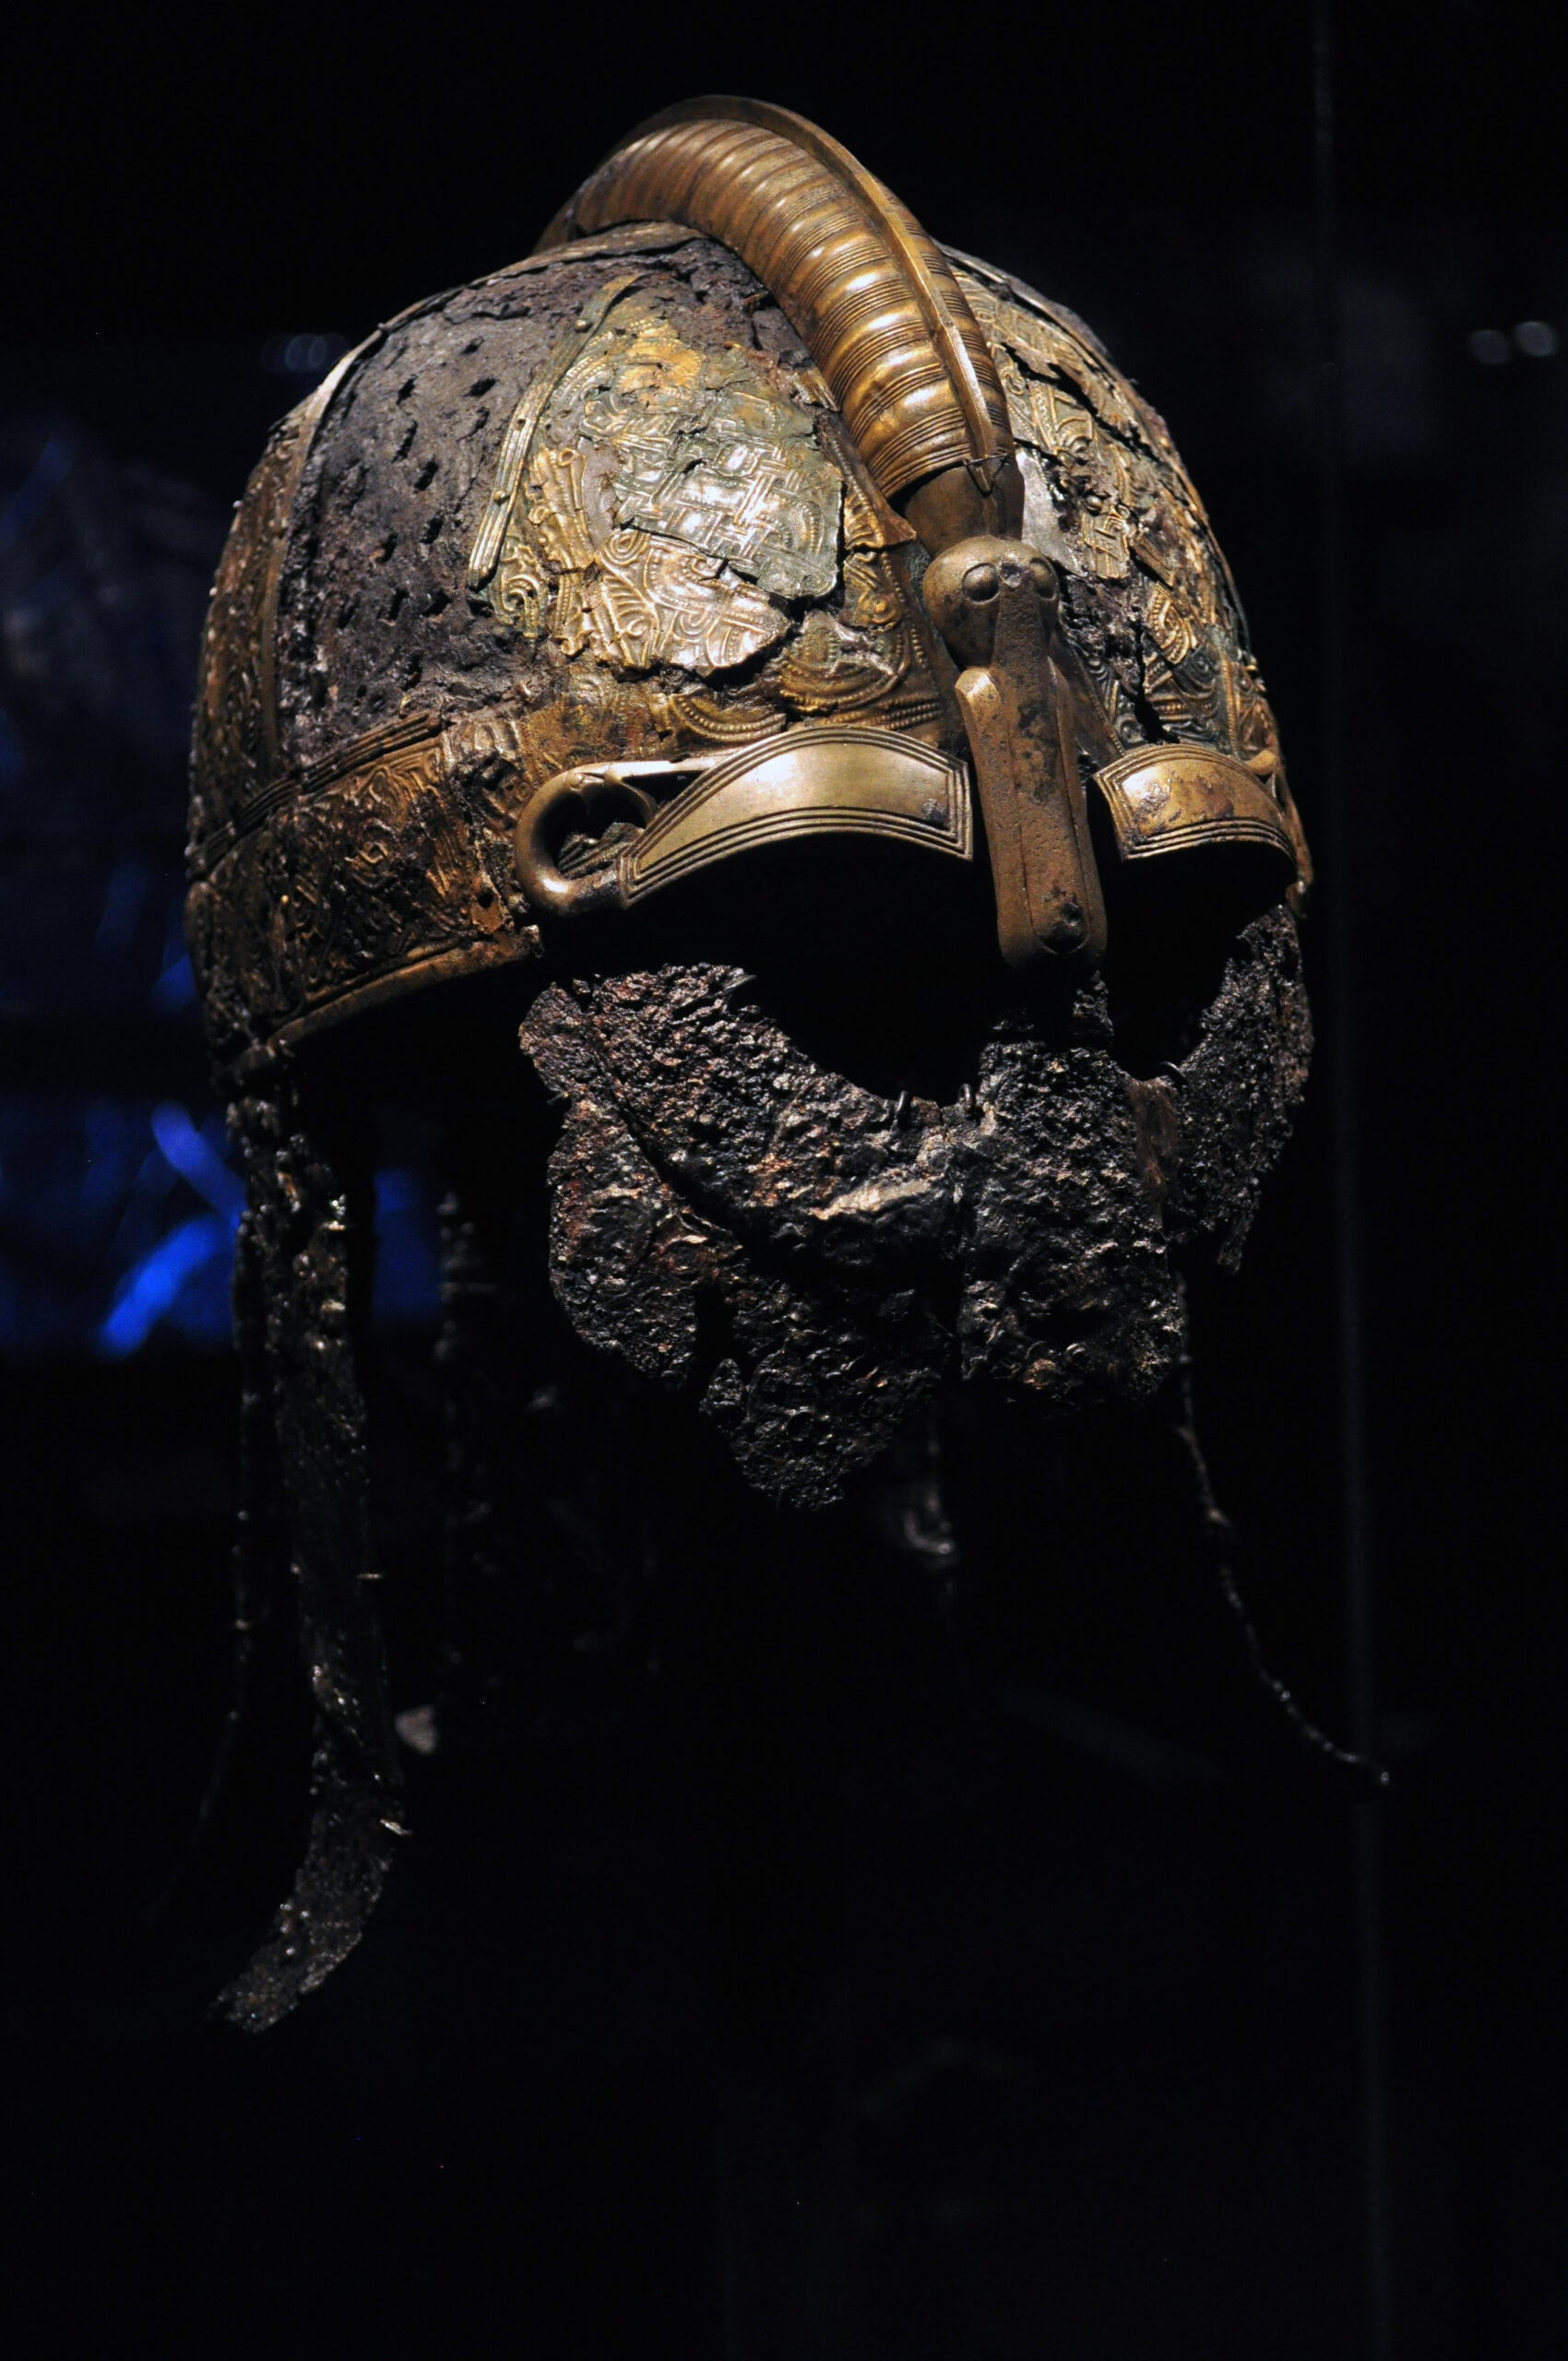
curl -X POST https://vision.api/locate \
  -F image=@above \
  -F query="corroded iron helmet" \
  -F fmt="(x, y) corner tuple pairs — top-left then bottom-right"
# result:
(189, 100), (1313, 2025)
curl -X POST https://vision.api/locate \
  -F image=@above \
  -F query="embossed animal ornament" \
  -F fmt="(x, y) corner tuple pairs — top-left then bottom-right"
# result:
(188, 100), (1313, 2027)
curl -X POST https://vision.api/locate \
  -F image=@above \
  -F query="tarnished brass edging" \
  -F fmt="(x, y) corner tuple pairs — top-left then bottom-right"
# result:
(269, 936), (533, 1053)
(201, 702), (1297, 889)
(195, 701), (968, 884)
(198, 710), (449, 871)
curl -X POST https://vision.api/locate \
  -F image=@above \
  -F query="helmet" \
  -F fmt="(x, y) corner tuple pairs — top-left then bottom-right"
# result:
(188, 100), (1313, 2025)
(191, 97), (1305, 1064)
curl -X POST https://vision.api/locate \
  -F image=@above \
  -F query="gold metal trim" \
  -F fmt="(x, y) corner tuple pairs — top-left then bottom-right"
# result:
(1094, 743), (1300, 868)
(253, 348), (364, 774)
(513, 722), (972, 918)
(273, 936), (534, 1052)
(196, 711), (448, 872)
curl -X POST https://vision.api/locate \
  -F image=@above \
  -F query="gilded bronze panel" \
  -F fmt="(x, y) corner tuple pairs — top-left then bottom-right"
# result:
(470, 301), (839, 678)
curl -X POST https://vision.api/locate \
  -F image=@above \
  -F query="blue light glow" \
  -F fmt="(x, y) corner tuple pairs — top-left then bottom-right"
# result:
(150, 954), (196, 1012)
(150, 1102), (244, 1221)
(99, 1213), (232, 1357)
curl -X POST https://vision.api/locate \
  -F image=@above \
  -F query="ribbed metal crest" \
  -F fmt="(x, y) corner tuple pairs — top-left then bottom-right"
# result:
(534, 97), (1016, 504)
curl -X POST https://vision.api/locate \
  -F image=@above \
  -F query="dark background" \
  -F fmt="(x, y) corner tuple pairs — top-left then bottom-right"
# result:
(2, 5), (1562, 2355)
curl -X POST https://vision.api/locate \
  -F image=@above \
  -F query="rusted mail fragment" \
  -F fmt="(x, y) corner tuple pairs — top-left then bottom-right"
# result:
(520, 943), (1311, 1505)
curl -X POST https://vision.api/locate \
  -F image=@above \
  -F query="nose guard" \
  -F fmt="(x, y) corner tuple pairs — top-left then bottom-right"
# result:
(921, 532), (1106, 970)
